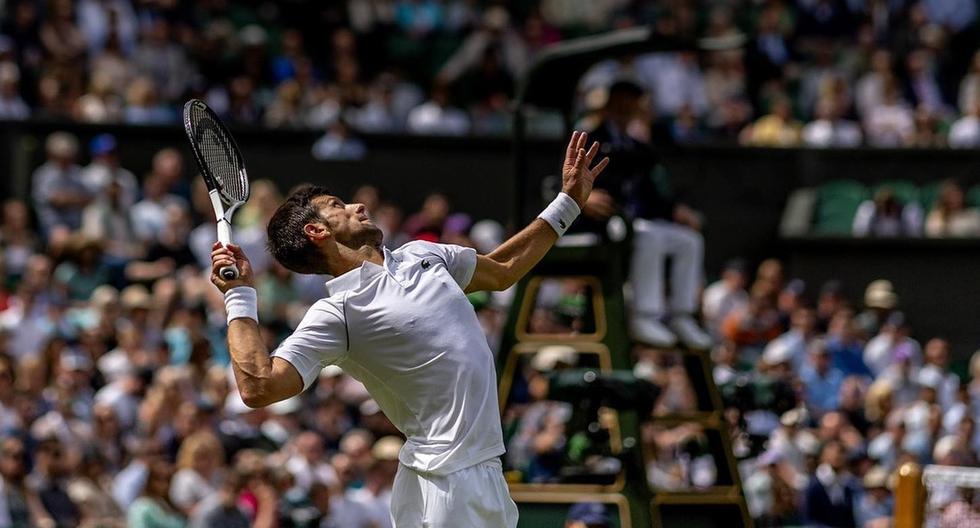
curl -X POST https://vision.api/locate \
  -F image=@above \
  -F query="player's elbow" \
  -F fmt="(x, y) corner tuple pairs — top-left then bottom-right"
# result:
(239, 384), (276, 408)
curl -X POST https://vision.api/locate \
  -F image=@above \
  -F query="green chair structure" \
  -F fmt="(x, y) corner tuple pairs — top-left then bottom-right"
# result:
(812, 179), (868, 236)
(871, 180), (919, 205)
(495, 238), (751, 528)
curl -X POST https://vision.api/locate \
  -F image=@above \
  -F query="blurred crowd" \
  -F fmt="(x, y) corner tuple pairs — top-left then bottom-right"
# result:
(4, 1), (980, 147)
(0, 128), (515, 527)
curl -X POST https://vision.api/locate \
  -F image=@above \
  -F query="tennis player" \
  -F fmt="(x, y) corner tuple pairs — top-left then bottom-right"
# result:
(209, 131), (608, 527)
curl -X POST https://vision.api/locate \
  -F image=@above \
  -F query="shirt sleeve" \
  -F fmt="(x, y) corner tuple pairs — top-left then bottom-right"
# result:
(271, 299), (348, 390)
(425, 242), (478, 289)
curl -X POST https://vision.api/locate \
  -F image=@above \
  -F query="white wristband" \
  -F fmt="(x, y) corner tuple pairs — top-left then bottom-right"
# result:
(538, 192), (581, 236)
(225, 286), (258, 325)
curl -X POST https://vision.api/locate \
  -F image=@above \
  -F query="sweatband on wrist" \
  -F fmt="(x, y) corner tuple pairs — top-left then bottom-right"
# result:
(538, 192), (581, 236)
(224, 286), (258, 325)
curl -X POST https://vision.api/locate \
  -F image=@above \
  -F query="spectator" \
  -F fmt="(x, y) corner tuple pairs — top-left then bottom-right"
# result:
(948, 97), (980, 148)
(0, 436), (51, 527)
(803, 440), (859, 528)
(701, 259), (749, 339)
(0, 62), (28, 119)
(865, 78), (915, 147)
(27, 437), (80, 527)
(264, 80), (307, 129)
(406, 82), (470, 136)
(925, 180), (980, 237)
(80, 133), (139, 209)
(855, 280), (899, 337)
(312, 120), (367, 161)
(74, 71), (124, 123)
(76, 0), (138, 56)
(437, 6), (528, 87)
(852, 187), (923, 237)
(187, 469), (250, 528)
(864, 311), (921, 377)
(564, 501), (611, 528)
(31, 132), (91, 237)
(127, 460), (184, 528)
(123, 77), (174, 124)
(857, 465), (894, 526)
(170, 431), (224, 516)
(802, 95), (863, 147)
(740, 95), (801, 147)
(799, 340), (846, 418)
(132, 18), (193, 103)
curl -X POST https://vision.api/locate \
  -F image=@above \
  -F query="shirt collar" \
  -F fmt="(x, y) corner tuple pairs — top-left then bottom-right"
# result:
(323, 247), (392, 296)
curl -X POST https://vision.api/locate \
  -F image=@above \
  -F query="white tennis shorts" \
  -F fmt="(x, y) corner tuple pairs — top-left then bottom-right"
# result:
(391, 458), (519, 527)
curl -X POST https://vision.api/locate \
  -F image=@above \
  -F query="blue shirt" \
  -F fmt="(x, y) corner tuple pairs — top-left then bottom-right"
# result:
(800, 365), (845, 415)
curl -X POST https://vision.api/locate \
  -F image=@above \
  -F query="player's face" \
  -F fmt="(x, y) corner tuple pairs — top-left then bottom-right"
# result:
(315, 195), (383, 249)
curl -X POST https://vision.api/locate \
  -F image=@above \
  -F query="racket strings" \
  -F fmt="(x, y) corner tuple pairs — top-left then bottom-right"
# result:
(187, 105), (249, 203)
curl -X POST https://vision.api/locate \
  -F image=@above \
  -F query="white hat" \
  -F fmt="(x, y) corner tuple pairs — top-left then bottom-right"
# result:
(531, 345), (578, 371)
(865, 280), (898, 309)
(762, 339), (793, 365)
(321, 365), (344, 378)
(916, 365), (943, 390)
(269, 395), (303, 415)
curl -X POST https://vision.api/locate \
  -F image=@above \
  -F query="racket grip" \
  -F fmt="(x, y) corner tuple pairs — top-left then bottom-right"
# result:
(216, 219), (239, 280)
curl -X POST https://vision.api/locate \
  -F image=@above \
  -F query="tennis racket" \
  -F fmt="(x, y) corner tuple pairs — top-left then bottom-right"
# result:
(182, 99), (251, 280)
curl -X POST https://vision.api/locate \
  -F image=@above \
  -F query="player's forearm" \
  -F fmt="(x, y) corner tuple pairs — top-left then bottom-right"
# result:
(484, 219), (558, 289)
(227, 318), (279, 407)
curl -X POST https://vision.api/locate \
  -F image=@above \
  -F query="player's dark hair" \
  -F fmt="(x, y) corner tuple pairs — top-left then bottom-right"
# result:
(267, 184), (333, 274)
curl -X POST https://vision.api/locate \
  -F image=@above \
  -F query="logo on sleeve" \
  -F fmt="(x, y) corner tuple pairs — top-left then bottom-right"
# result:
(421, 260), (431, 270)
(559, 219), (567, 229)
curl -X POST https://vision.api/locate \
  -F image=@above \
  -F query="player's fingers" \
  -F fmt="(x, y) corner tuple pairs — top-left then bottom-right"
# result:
(211, 248), (233, 260)
(591, 157), (610, 177)
(577, 132), (588, 151)
(565, 131), (580, 159)
(227, 244), (247, 259)
(585, 141), (600, 164)
(212, 241), (222, 250)
(574, 148), (585, 169)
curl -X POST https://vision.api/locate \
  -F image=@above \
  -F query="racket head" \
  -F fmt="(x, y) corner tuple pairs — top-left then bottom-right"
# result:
(182, 99), (250, 206)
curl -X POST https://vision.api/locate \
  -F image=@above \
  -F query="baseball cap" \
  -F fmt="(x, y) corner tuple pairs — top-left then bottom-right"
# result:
(566, 502), (610, 526)
(90, 133), (118, 156)
(371, 436), (404, 461)
(761, 339), (792, 365)
(864, 280), (897, 309)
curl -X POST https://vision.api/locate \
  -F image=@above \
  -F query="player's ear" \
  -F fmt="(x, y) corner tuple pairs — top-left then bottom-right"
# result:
(303, 222), (331, 241)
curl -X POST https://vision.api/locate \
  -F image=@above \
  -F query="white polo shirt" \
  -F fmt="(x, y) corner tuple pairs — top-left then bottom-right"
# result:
(272, 240), (505, 475)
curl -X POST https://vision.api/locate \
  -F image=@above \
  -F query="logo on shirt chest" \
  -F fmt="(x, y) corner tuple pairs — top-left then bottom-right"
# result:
(421, 260), (431, 270)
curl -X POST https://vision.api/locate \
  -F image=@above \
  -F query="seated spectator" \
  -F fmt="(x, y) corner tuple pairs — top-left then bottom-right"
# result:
(739, 95), (801, 147)
(958, 50), (980, 114)
(855, 279), (898, 337)
(74, 70), (124, 123)
(865, 78), (915, 147)
(170, 431), (224, 516)
(406, 82), (470, 136)
(312, 120), (367, 161)
(701, 259), (749, 339)
(948, 98), (980, 147)
(825, 309), (872, 379)
(264, 80), (307, 129)
(852, 188), (923, 237)
(856, 50), (894, 119)
(799, 340), (845, 418)
(721, 283), (783, 358)
(80, 133), (138, 209)
(0, 61), (28, 119)
(0, 436), (52, 526)
(27, 437), (80, 527)
(188, 469), (249, 528)
(127, 460), (184, 528)
(925, 179), (980, 237)
(565, 502), (611, 528)
(123, 77), (174, 124)
(31, 132), (91, 237)
(802, 95), (863, 147)
(132, 18), (192, 103)
(857, 466), (894, 526)
(918, 338), (959, 409)
(803, 440), (860, 528)
(53, 237), (111, 302)
(864, 311), (922, 377)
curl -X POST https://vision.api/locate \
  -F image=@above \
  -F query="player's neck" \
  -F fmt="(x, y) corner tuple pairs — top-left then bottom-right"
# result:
(327, 243), (384, 276)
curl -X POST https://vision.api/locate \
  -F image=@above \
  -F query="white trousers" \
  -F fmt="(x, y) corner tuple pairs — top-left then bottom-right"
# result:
(630, 218), (704, 316)
(391, 458), (518, 528)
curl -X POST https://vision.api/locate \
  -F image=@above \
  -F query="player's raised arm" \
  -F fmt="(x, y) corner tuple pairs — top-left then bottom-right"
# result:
(210, 242), (303, 407)
(466, 131), (609, 293)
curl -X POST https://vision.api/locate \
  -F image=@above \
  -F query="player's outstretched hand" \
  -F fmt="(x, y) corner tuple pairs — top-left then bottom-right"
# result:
(210, 242), (255, 293)
(561, 130), (610, 208)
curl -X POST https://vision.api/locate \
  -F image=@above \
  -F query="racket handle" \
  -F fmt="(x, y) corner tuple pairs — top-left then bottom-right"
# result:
(216, 219), (239, 281)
